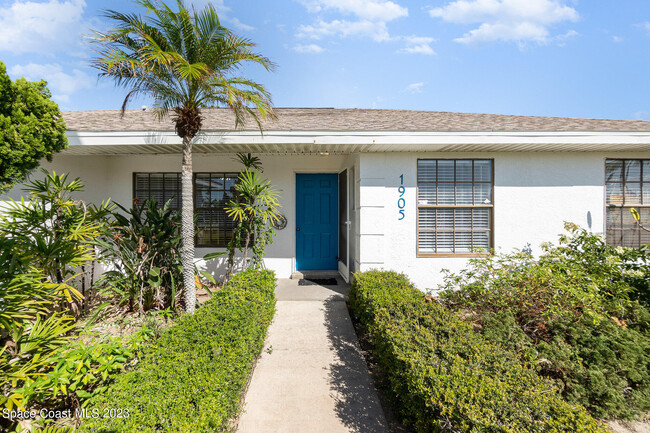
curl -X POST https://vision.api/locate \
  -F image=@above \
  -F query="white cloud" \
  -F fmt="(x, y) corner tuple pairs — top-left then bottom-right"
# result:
(300, 0), (407, 22)
(227, 17), (254, 31)
(297, 19), (391, 42)
(293, 43), (325, 53)
(0, 0), (86, 54)
(190, 0), (254, 31)
(429, 0), (579, 45)
(632, 111), (650, 121)
(613, 35), (623, 43)
(551, 29), (577, 47)
(296, 0), (432, 55)
(644, 22), (650, 33)
(399, 35), (436, 54)
(10, 63), (93, 104)
(404, 82), (424, 93)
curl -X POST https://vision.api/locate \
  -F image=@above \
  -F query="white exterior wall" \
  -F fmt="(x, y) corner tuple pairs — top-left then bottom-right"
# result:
(357, 151), (650, 292)
(4, 156), (110, 205)
(5, 148), (650, 288)
(4, 153), (354, 280)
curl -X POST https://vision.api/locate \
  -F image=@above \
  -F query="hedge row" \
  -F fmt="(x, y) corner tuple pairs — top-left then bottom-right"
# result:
(348, 270), (607, 433)
(81, 269), (276, 432)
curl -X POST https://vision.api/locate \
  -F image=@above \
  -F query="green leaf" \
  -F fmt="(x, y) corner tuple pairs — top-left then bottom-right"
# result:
(203, 252), (226, 261)
(199, 270), (216, 285)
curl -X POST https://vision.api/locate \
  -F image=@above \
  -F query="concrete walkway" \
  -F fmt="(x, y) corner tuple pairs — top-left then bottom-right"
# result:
(237, 278), (389, 433)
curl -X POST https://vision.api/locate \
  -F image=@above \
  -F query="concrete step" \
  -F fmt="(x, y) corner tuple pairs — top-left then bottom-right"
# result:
(290, 270), (341, 280)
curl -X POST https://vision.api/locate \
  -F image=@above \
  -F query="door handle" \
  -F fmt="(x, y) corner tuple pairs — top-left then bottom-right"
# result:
(296, 227), (300, 231)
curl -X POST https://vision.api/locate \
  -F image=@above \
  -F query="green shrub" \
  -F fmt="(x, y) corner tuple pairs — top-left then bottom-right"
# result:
(349, 270), (607, 433)
(13, 329), (152, 412)
(0, 171), (114, 429)
(441, 225), (650, 419)
(81, 269), (276, 433)
(441, 224), (649, 327)
(96, 199), (184, 313)
(0, 171), (112, 309)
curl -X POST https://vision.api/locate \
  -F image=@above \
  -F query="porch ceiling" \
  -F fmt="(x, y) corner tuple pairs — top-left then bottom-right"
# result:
(61, 141), (375, 155)
(62, 130), (650, 155)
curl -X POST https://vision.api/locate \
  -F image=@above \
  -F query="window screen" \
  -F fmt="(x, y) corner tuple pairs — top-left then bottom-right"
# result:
(417, 159), (493, 255)
(133, 172), (238, 248)
(133, 173), (181, 210)
(605, 159), (650, 248)
(194, 173), (239, 247)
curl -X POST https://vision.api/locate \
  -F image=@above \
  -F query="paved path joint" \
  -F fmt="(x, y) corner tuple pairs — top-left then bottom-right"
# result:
(237, 278), (389, 433)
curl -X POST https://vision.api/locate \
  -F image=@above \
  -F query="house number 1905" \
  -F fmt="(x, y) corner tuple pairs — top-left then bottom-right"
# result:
(398, 174), (405, 220)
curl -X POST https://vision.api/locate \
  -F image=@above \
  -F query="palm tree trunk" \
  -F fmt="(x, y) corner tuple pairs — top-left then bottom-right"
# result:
(181, 135), (196, 313)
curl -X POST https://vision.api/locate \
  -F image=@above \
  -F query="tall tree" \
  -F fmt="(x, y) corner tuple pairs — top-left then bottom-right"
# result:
(91, 0), (274, 313)
(0, 61), (67, 192)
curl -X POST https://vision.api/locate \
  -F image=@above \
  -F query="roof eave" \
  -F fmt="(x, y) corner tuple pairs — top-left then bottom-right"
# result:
(60, 129), (650, 155)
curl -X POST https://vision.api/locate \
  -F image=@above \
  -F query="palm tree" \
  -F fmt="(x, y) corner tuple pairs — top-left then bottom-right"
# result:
(91, 0), (274, 313)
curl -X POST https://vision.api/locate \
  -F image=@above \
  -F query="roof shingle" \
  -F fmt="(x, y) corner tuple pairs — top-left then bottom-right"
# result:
(62, 108), (650, 132)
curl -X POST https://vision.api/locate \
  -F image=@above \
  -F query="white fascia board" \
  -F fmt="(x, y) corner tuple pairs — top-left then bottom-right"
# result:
(66, 130), (650, 149)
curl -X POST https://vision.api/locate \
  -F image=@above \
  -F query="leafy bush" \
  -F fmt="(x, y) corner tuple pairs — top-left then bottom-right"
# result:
(441, 224), (649, 325)
(96, 199), (184, 313)
(349, 270), (606, 433)
(0, 61), (67, 192)
(4, 329), (151, 422)
(0, 171), (111, 310)
(441, 225), (650, 419)
(1, 310), (78, 413)
(0, 172), (119, 431)
(81, 269), (276, 433)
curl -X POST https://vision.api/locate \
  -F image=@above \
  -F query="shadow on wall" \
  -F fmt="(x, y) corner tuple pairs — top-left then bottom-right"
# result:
(196, 253), (280, 283)
(323, 297), (389, 433)
(195, 253), (235, 282)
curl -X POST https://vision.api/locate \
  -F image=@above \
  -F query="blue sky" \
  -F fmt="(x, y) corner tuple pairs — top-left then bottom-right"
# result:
(1, 0), (650, 120)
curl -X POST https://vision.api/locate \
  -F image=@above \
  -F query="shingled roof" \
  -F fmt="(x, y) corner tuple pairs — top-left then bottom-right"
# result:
(62, 108), (650, 133)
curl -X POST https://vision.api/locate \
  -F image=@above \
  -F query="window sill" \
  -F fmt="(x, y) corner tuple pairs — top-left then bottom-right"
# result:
(417, 253), (491, 258)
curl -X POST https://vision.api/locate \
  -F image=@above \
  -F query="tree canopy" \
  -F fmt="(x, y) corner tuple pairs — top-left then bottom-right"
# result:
(0, 61), (67, 192)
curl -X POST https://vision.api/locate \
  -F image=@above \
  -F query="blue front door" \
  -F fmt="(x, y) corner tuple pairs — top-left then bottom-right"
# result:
(296, 173), (338, 271)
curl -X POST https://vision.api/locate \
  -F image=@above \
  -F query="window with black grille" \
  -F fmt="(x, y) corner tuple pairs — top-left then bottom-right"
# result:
(133, 172), (239, 248)
(194, 173), (239, 247)
(417, 159), (494, 255)
(605, 159), (650, 248)
(133, 172), (182, 210)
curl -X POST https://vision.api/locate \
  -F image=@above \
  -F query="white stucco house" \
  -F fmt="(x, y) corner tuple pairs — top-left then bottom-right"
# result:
(6, 108), (650, 290)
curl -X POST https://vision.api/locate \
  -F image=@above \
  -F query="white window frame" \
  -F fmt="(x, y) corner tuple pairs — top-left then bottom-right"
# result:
(416, 159), (494, 257)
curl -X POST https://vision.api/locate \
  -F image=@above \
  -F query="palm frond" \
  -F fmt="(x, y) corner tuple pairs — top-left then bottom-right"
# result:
(90, 0), (274, 132)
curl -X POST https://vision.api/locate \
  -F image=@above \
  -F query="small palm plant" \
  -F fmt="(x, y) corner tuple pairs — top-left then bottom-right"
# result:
(0, 170), (111, 311)
(225, 153), (281, 277)
(91, 0), (274, 313)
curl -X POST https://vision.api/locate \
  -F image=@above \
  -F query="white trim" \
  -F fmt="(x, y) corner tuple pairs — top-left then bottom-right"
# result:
(64, 130), (650, 155)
